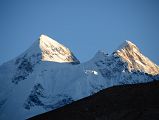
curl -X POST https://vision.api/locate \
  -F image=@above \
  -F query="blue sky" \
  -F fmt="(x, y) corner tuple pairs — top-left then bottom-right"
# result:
(0, 0), (159, 65)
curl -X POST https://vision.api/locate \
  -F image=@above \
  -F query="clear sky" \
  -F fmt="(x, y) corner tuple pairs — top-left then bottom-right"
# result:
(0, 0), (159, 65)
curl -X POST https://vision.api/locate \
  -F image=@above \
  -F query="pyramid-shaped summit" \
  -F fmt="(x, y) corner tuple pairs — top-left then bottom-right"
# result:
(19, 34), (80, 64)
(116, 40), (139, 52)
(114, 40), (159, 75)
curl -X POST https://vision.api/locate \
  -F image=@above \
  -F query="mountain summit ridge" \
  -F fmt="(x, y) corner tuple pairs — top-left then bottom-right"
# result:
(38, 34), (80, 64)
(16, 34), (80, 64)
(116, 40), (139, 51)
(0, 35), (159, 120)
(114, 40), (159, 75)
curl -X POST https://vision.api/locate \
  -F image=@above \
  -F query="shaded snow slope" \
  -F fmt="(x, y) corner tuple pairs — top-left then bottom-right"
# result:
(0, 36), (158, 120)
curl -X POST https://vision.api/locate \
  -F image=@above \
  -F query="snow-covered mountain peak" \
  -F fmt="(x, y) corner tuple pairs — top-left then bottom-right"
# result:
(17, 34), (80, 64)
(38, 34), (80, 64)
(116, 40), (139, 52)
(92, 50), (108, 60)
(39, 34), (62, 48)
(114, 40), (159, 75)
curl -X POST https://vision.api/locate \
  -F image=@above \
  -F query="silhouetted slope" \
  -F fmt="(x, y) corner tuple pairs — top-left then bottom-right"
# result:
(30, 80), (159, 120)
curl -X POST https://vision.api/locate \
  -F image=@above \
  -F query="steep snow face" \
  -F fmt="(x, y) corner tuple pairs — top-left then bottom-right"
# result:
(5, 35), (79, 84)
(115, 40), (159, 75)
(16, 34), (80, 65)
(39, 35), (80, 64)
(0, 37), (159, 120)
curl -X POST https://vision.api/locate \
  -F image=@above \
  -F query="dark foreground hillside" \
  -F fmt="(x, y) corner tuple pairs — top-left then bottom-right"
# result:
(29, 81), (159, 120)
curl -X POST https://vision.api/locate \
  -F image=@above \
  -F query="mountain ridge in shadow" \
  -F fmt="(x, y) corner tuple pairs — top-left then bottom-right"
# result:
(29, 80), (159, 120)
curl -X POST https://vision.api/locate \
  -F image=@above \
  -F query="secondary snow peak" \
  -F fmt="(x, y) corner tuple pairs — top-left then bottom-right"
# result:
(116, 40), (140, 53)
(114, 40), (159, 75)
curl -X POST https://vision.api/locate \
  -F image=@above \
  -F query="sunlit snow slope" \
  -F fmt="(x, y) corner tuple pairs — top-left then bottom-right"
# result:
(0, 35), (158, 120)
(115, 40), (159, 75)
